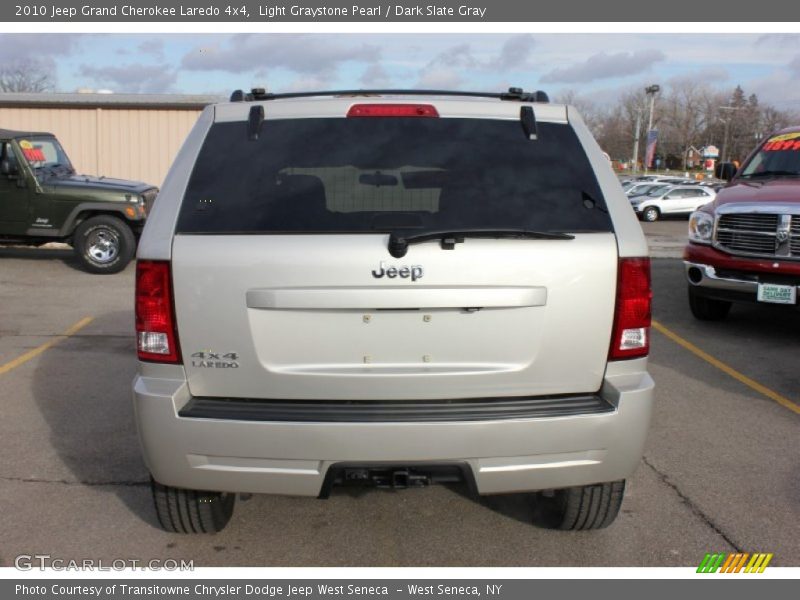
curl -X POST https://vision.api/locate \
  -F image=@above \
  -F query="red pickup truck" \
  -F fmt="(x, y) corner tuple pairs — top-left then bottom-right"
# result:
(684, 127), (800, 320)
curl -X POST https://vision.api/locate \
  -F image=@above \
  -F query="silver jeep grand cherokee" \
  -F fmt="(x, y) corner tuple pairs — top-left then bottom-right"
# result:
(133, 88), (654, 533)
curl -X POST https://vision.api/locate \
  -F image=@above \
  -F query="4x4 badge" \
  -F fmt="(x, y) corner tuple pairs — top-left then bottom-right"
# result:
(191, 351), (239, 369)
(371, 261), (424, 282)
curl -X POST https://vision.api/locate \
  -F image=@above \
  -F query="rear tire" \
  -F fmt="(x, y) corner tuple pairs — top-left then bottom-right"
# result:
(73, 215), (135, 274)
(532, 480), (625, 530)
(642, 206), (660, 222)
(688, 287), (732, 321)
(151, 478), (235, 534)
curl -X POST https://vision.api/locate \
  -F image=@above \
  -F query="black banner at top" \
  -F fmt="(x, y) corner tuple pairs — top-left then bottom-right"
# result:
(4, 0), (800, 22)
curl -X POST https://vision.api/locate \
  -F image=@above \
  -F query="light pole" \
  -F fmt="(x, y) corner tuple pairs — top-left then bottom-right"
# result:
(644, 84), (660, 174)
(631, 109), (642, 174)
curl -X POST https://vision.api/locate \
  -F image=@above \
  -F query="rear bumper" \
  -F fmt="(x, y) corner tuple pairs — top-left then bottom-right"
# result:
(132, 361), (654, 496)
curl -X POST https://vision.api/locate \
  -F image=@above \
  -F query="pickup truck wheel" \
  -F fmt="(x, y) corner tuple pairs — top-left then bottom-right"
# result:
(74, 215), (135, 274)
(532, 480), (625, 530)
(642, 206), (660, 222)
(151, 478), (235, 534)
(688, 287), (732, 321)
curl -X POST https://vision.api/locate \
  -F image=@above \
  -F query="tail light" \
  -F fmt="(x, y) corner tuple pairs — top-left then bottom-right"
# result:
(136, 260), (181, 363)
(609, 258), (651, 360)
(347, 104), (439, 118)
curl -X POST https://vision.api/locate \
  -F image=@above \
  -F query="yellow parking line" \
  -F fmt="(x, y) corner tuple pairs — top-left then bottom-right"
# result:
(0, 317), (94, 376)
(652, 320), (800, 416)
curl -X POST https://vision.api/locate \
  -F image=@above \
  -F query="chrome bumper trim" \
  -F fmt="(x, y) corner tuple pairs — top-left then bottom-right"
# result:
(684, 261), (759, 293)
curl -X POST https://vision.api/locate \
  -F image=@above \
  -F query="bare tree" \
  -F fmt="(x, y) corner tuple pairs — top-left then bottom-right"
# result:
(0, 59), (55, 93)
(661, 81), (718, 169)
(618, 89), (651, 168)
(594, 107), (635, 161)
(760, 105), (796, 137)
(553, 81), (793, 170)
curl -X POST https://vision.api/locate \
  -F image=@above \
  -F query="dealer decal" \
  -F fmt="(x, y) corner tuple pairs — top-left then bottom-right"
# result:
(22, 148), (46, 162)
(763, 131), (800, 152)
(19, 141), (46, 162)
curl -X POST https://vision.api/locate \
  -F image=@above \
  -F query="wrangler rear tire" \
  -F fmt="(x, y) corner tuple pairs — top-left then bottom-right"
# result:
(532, 480), (625, 530)
(151, 478), (235, 534)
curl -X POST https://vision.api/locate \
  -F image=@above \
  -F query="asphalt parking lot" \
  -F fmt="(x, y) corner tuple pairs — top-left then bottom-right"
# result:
(0, 221), (798, 567)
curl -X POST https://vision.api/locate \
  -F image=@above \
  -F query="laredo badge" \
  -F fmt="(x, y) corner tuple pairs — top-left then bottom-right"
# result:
(191, 351), (239, 369)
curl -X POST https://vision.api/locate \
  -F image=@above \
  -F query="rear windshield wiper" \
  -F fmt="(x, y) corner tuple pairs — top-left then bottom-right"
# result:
(388, 228), (574, 258)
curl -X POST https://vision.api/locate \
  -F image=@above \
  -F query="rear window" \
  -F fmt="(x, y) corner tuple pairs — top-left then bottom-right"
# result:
(176, 117), (612, 234)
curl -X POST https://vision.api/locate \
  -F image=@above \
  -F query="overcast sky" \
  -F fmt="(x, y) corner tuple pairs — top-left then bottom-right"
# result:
(2, 33), (799, 108)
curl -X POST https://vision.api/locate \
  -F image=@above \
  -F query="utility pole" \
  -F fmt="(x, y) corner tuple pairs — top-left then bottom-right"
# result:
(719, 106), (738, 163)
(644, 84), (660, 175)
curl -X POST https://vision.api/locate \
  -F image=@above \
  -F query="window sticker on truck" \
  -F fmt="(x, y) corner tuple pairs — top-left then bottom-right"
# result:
(22, 148), (46, 162)
(763, 131), (800, 151)
(19, 139), (46, 161)
(766, 132), (800, 143)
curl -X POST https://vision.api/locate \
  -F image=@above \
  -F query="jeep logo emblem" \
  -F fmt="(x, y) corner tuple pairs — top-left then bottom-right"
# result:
(371, 261), (424, 282)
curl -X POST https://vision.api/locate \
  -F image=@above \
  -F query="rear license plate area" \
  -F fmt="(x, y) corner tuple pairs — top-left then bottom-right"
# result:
(319, 463), (476, 498)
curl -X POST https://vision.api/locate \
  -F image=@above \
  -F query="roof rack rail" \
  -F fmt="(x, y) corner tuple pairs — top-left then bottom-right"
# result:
(229, 87), (549, 104)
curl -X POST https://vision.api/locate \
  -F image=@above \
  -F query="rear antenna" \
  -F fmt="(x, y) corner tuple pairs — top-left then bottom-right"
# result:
(247, 105), (264, 141)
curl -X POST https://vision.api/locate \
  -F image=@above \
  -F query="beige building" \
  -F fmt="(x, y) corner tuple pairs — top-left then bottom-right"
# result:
(0, 92), (221, 188)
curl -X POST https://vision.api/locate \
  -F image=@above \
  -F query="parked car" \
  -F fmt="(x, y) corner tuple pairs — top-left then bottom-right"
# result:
(625, 182), (670, 197)
(133, 88), (654, 533)
(697, 180), (726, 193)
(630, 175), (687, 184)
(656, 177), (695, 185)
(0, 128), (157, 273)
(684, 127), (800, 320)
(631, 184), (716, 222)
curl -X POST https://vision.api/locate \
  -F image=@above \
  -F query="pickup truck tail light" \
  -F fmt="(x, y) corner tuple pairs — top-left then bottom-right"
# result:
(136, 260), (181, 363)
(609, 258), (651, 360)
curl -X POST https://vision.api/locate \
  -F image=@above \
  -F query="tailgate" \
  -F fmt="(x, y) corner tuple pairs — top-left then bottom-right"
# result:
(172, 233), (617, 400)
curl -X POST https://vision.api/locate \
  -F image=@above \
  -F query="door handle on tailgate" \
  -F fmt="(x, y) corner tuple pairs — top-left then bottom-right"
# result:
(245, 287), (547, 310)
